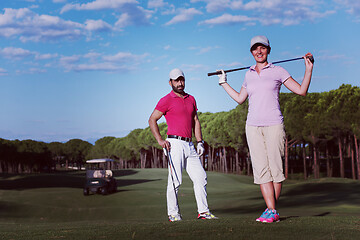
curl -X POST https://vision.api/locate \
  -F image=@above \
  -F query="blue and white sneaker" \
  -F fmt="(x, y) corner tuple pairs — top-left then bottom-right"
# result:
(256, 208), (270, 222)
(263, 209), (280, 223)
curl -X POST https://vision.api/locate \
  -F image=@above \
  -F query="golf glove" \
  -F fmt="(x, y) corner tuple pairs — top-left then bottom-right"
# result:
(218, 70), (227, 85)
(197, 142), (205, 156)
(163, 148), (168, 156)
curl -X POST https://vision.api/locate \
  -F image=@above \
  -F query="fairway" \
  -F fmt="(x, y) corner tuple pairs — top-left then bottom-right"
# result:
(0, 169), (359, 240)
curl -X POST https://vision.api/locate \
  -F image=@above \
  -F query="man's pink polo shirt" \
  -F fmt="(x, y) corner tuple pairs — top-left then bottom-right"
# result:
(242, 63), (291, 126)
(155, 91), (197, 138)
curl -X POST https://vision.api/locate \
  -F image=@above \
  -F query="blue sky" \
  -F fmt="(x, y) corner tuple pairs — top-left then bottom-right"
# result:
(0, 0), (359, 144)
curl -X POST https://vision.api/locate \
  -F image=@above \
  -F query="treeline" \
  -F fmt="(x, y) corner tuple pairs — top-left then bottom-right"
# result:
(0, 84), (359, 180)
(0, 139), (92, 173)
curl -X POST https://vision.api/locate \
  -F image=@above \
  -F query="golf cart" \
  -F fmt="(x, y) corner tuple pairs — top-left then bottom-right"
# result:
(83, 158), (117, 196)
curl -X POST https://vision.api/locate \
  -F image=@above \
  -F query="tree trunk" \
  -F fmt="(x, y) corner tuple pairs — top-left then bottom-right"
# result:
(351, 141), (356, 180)
(302, 142), (307, 180)
(235, 151), (240, 174)
(223, 147), (228, 173)
(338, 137), (345, 178)
(140, 151), (146, 168)
(311, 135), (319, 179)
(355, 134), (360, 180)
(208, 146), (213, 171)
(326, 147), (331, 177)
(247, 152), (251, 176)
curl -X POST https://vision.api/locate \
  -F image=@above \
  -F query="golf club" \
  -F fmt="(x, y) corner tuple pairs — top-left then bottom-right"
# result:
(207, 55), (314, 76)
(165, 148), (181, 215)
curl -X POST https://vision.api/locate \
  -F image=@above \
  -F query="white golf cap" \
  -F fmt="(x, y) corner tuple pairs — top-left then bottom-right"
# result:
(169, 68), (185, 80)
(250, 35), (270, 50)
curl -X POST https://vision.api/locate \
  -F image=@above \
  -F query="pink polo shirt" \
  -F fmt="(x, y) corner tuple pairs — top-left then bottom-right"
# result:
(155, 91), (197, 138)
(242, 63), (291, 126)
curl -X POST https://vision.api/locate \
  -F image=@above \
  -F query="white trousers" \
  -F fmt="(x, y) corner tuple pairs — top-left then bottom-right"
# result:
(166, 138), (209, 216)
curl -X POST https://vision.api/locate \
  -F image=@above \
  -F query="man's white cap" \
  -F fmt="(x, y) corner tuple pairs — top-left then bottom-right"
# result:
(169, 68), (185, 80)
(250, 35), (270, 51)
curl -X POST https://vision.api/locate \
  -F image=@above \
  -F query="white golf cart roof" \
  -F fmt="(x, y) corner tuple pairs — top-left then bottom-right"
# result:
(86, 158), (114, 164)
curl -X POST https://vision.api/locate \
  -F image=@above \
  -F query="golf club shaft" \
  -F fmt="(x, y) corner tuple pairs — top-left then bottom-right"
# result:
(166, 149), (180, 212)
(207, 56), (314, 76)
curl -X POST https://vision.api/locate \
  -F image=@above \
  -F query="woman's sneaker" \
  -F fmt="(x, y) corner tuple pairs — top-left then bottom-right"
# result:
(197, 212), (218, 219)
(262, 209), (280, 223)
(168, 214), (182, 222)
(256, 208), (270, 222)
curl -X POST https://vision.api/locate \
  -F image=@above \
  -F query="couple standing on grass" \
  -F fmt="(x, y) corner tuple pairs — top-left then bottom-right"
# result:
(148, 35), (314, 223)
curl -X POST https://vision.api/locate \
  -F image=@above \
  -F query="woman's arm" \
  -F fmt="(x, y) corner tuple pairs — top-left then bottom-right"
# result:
(284, 53), (314, 96)
(219, 70), (248, 104)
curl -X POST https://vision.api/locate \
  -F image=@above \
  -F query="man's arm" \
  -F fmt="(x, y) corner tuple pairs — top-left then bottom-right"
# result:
(148, 109), (170, 150)
(194, 112), (205, 156)
(193, 112), (203, 142)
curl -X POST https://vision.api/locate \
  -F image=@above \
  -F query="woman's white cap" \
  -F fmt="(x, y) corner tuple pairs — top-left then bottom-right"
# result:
(250, 35), (270, 50)
(169, 68), (185, 80)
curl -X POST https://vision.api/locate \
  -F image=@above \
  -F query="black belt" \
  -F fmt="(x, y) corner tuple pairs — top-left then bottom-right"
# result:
(167, 135), (192, 142)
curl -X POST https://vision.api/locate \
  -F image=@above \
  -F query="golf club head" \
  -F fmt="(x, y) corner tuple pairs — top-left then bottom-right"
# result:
(307, 55), (314, 64)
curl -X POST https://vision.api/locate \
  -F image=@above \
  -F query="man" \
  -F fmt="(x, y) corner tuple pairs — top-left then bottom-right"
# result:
(148, 68), (217, 222)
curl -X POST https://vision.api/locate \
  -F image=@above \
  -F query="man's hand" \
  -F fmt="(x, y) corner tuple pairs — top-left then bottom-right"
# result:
(197, 142), (205, 156)
(159, 139), (170, 149)
(218, 70), (227, 85)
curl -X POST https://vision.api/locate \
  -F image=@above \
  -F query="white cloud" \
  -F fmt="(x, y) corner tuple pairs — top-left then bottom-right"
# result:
(61, 0), (138, 13)
(35, 53), (59, 60)
(59, 51), (148, 73)
(198, 0), (334, 26)
(200, 13), (254, 25)
(180, 63), (208, 72)
(0, 67), (8, 76)
(334, 0), (360, 19)
(60, 0), (153, 28)
(189, 46), (220, 55)
(103, 51), (148, 63)
(0, 47), (34, 60)
(85, 19), (113, 32)
(191, 0), (231, 13)
(165, 8), (203, 25)
(148, 0), (166, 9)
(0, 8), (85, 42)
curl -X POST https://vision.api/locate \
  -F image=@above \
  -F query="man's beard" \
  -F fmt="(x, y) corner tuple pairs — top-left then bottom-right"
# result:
(172, 85), (185, 95)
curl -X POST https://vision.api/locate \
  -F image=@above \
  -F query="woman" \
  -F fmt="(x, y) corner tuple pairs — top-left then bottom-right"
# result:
(218, 35), (313, 223)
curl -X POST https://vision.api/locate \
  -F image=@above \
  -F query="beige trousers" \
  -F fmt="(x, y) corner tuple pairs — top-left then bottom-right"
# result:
(246, 124), (286, 184)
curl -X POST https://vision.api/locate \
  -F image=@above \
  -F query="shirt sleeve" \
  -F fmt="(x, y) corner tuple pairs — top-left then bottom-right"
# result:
(277, 66), (291, 83)
(242, 71), (249, 89)
(192, 96), (198, 112)
(155, 96), (168, 114)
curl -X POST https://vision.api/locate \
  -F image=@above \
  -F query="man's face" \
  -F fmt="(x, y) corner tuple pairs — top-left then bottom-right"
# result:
(170, 76), (185, 94)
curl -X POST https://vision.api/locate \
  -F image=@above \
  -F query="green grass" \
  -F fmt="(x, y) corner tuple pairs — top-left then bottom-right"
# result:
(0, 169), (359, 239)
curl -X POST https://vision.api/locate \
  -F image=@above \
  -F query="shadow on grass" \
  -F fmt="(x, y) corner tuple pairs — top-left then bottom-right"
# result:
(214, 181), (360, 216)
(0, 169), (160, 191)
(280, 182), (360, 207)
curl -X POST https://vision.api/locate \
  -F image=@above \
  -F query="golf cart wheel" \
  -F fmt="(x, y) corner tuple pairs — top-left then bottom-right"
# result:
(100, 187), (107, 195)
(83, 188), (89, 196)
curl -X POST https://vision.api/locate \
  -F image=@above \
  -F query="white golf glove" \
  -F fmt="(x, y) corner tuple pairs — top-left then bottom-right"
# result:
(218, 70), (227, 85)
(197, 142), (205, 156)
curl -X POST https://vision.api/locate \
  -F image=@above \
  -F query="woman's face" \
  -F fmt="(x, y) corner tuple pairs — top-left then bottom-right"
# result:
(251, 44), (269, 63)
